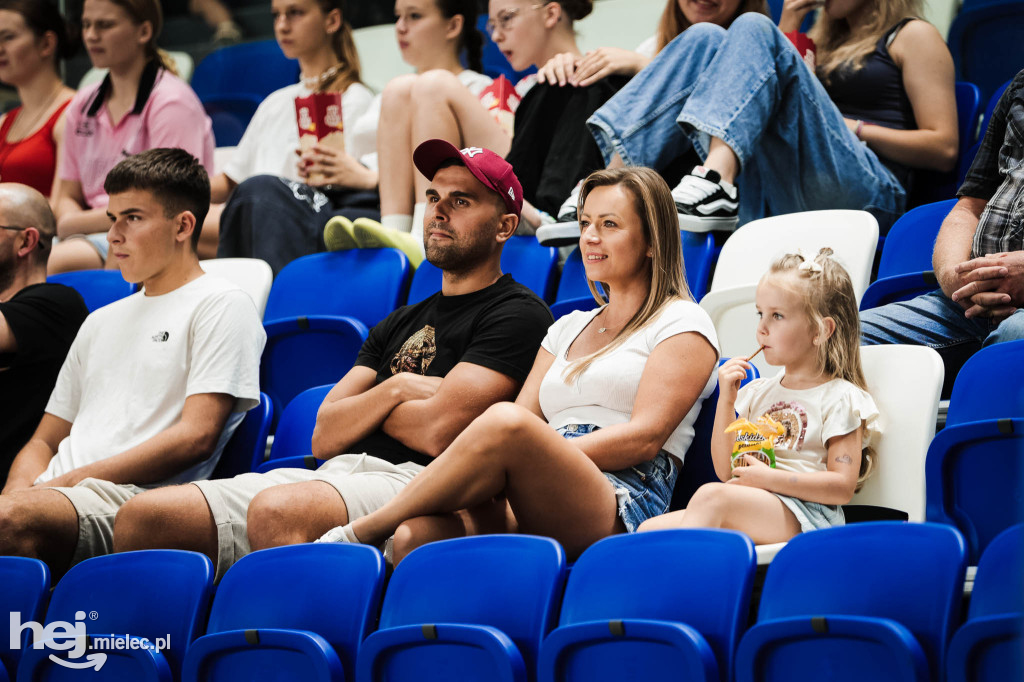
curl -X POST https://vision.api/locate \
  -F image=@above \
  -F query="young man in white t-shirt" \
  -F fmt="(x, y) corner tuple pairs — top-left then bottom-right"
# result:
(0, 148), (266, 575)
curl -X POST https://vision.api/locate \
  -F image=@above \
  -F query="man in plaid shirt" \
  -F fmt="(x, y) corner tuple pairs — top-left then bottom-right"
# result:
(861, 69), (1024, 389)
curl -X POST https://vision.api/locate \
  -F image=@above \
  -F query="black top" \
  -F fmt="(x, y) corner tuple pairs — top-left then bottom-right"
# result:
(349, 274), (552, 467)
(823, 18), (917, 188)
(0, 283), (89, 482)
(506, 79), (628, 217)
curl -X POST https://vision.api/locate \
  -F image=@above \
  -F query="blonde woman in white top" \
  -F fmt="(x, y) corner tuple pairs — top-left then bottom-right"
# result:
(316, 166), (719, 563)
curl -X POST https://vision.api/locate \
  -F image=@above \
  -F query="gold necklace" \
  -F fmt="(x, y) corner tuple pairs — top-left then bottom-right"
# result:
(6, 82), (64, 142)
(301, 63), (343, 92)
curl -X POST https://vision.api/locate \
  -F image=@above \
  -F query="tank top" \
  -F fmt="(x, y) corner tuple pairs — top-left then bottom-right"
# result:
(822, 18), (917, 188)
(0, 98), (72, 198)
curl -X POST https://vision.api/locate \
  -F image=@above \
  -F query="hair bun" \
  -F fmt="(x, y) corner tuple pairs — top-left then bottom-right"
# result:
(560, 0), (593, 20)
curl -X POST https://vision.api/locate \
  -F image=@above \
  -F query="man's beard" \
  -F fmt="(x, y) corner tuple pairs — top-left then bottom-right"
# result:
(423, 220), (494, 273)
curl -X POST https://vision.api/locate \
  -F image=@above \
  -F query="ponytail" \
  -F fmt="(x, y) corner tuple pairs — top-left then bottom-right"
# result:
(436, 0), (483, 73)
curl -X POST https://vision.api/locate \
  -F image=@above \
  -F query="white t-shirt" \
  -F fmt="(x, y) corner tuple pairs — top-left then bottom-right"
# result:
(353, 69), (494, 172)
(39, 274), (267, 487)
(538, 299), (720, 460)
(734, 375), (881, 473)
(223, 80), (375, 184)
(635, 36), (658, 59)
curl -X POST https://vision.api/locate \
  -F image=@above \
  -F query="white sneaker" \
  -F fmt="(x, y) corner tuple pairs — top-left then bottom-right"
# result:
(672, 167), (740, 232)
(537, 181), (584, 247)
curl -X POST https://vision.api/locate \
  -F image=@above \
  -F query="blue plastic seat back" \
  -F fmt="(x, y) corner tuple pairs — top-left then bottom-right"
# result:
(267, 384), (334, 463)
(191, 40), (299, 105)
(683, 231), (716, 301)
(0, 557), (50, 673)
(948, 2), (1024, 103)
(908, 82), (981, 206)
(42, 550), (214, 679)
(204, 544), (385, 681)
(406, 261), (442, 305)
(876, 199), (957, 280)
(765, 0), (816, 30)
(960, 79), (1015, 183)
(560, 529), (755, 680)
(970, 524), (1024, 619)
(758, 522), (967, 679)
(554, 248), (594, 303)
(260, 316), (367, 427)
(502, 236), (559, 301)
(264, 249), (411, 328)
(211, 393), (272, 478)
(202, 96), (263, 147)
(671, 358), (759, 511)
(946, 340), (1024, 426)
(379, 535), (566, 673)
(47, 270), (136, 312)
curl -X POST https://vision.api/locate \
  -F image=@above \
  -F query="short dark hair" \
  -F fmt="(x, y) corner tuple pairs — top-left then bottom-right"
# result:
(103, 148), (210, 250)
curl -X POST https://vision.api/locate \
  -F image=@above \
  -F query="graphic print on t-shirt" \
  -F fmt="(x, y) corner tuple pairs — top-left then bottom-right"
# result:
(390, 325), (436, 375)
(764, 400), (808, 450)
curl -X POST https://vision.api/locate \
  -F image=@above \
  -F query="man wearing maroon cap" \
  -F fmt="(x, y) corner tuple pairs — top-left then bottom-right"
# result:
(112, 141), (553, 578)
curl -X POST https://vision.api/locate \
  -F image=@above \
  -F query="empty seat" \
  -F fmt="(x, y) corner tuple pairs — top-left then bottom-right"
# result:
(47, 270), (136, 312)
(255, 384), (333, 473)
(210, 392), (273, 478)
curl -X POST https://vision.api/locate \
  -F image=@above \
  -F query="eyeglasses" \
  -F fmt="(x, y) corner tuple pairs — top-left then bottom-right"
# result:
(0, 225), (49, 250)
(486, 3), (546, 35)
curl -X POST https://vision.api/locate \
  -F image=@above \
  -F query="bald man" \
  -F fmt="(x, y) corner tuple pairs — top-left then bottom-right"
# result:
(0, 184), (88, 484)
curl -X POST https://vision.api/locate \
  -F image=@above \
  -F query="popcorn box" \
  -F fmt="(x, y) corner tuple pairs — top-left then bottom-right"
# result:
(477, 75), (521, 137)
(785, 31), (817, 72)
(295, 92), (345, 184)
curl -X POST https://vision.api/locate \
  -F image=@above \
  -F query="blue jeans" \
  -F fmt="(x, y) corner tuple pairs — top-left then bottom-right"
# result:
(587, 13), (906, 230)
(860, 290), (1024, 387)
(557, 424), (678, 533)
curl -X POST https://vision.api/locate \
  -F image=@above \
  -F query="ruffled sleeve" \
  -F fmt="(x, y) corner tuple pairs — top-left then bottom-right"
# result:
(821, 381), (882, 450)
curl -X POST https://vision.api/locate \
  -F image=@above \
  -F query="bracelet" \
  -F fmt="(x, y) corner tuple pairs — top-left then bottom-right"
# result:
(855, 119), (864, 140)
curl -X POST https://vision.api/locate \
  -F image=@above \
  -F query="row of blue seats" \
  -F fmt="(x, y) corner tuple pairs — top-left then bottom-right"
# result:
(3, 523), (1021, 681)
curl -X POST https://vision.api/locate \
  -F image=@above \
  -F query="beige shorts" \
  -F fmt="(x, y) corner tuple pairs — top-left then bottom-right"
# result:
(54, 478), (146, 566)
(193, 453), (424, 580)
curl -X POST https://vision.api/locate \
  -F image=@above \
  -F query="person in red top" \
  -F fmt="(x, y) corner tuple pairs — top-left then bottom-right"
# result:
(0, 0), (75, 200)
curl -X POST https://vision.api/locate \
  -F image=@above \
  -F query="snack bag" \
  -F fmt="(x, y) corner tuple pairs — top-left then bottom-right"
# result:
(477, 75), (521, 137)
(295, 92), (345, 184)
(725, 415), (785, 469)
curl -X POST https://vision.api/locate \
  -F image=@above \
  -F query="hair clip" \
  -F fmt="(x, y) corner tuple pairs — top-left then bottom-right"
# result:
(798, 259), (823, 274)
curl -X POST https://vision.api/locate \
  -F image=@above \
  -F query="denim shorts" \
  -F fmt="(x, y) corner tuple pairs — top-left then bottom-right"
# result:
(557, 423), (679, 533)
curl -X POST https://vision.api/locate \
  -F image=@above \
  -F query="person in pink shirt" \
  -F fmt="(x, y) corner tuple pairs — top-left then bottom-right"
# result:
(48, 0), (214, 274)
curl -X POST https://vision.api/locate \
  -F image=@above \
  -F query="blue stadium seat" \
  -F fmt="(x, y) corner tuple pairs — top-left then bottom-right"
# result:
(211, 392), (273, 478)
(908, 82), (981, 207)
(18, 550), (214, 681)
(538, 529), (755, 682)
(670, 358), (758, 511)
(859, 199), (956, 311)
(254, 384), (333, 473)
(948, 2), (1024, 103)
(735, 523), (967, 682)
(0, 557), (49, 682)
(406, 238), (557, 304)
(926, 340), (1024, 562)
(47, 270), (136, 312)
(190, 40), (300, 146)
(960, 79), (1013, 183)
(549, 296), (598, 320)
(182, 544), (385, 682)
(765, 0), (815, 31)
(357, 535), (566, 682)
(554, 247), (596, 304)
(262, 249), (409, 424)
(946, 524), (1024, 682)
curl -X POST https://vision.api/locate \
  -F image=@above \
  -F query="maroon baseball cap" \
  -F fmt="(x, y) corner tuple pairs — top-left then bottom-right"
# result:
(413, 139), (523, 218)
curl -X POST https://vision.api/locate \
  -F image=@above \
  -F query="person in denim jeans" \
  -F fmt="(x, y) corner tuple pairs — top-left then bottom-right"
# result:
(582, 0), (958, 233)
(861, 71), (1024, 393)
(318, 167), (720, 563)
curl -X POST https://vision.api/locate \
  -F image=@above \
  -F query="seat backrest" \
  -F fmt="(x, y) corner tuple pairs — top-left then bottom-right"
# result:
(267, 384), (334, 461)
(759, 523), (967, 680)
(0, 557), (49, 673)
(264, 249), (410, 327)
(969, 524), (1024, 620)
(555, 247), (593, 303)
(352, 23), (412, 92)
(45, 550), (214, 678)
(380, 535), (566, 673)
(948, 2), (1024, 102)
(562, 529), (755, 680)
(876, 199), (956, 280)
(709, 210), (878, 298)
(501, 235), (559, 301)
(849, 345), (944, 521)
(908, 83), (982, 206)
(406, 260), (442, 305)
(191, 40), (299, 102)
(212, 393), (272, 478)
(208, 544), (385, 681)
(946, 339), (1024, 426)
(200, 258), (273, 318)
(47, 270), (137, 312)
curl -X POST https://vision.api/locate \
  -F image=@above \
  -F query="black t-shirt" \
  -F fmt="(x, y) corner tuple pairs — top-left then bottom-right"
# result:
(349, 274), (552, 467)
(0, 283), (89, 482)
